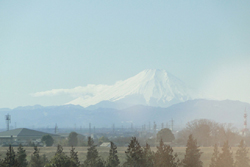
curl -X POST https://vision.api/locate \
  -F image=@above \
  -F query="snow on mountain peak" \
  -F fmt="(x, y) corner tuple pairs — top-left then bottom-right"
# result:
(67, 69), (201, 108)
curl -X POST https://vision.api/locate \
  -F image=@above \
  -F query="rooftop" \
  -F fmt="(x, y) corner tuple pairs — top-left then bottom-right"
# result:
(0, 128), (60, 138)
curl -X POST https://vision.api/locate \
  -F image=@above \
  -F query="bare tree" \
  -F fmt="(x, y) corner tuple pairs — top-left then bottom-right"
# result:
(176, 119), (241, 146)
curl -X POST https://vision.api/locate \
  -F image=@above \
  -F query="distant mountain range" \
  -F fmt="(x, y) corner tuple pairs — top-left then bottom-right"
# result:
(67, 69), (203, 108)
(0, 99), (249, 130)
(1, 69), (248, 130)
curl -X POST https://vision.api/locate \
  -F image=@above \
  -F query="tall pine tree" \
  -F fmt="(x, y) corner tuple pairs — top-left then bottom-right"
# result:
(29, 146), (45, 167)
(84, 137), (104, 167)
(235, 140), (250, 167)
(142, 143), (154, 167)
(2, 145), (19, 167)
(46, 145), (72, 167)
(182, 134), (203, 167)
(16, 144), (28, 167)
(216, 140), (234, 167)
(154, 139), (180, 167)
(70, 146), (80, 167)
(209, 144), (220, 167)
(106, 142), (120, 167)
(124, 137), (144, 167)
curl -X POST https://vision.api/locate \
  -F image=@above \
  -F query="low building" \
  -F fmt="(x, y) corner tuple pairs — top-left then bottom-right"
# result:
(100, 142), (111, 147)
(0, 128), (61, 146)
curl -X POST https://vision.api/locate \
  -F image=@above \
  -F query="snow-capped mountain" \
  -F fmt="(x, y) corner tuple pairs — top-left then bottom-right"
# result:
(67, 69), (202, 108)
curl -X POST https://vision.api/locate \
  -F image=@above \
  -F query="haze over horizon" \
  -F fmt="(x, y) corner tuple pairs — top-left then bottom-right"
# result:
(1, 1), (250, 108)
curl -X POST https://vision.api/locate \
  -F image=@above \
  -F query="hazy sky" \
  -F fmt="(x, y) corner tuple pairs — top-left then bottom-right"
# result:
(1, 1), (250, 108)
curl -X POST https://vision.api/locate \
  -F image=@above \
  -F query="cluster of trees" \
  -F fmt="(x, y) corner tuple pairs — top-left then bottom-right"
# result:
(209, 139), (250, 167)
(157, 128), (175, 142)
(41, 132), (81, 147)
(0, 143), (81, 167)
(0, 134), (249, 167)
(123, 137), (181, 167)
(0, 136), (114, 167)
(176, 119), (243, 146)
(43, 119), (242, 148)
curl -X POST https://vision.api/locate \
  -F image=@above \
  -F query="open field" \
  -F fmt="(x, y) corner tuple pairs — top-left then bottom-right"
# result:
(0, 146), (241, 166)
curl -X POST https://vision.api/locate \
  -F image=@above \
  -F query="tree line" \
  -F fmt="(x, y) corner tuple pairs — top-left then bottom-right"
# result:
(0, 135), (249, 167)
(42, 119), (246, 148)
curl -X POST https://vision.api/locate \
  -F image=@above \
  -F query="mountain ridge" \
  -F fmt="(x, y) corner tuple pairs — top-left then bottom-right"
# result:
(0, 99), (248, 129)
(67, 69), (202, 108)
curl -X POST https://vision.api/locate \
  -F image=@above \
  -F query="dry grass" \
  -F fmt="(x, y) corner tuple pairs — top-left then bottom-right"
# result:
(0, 146), (241, 167)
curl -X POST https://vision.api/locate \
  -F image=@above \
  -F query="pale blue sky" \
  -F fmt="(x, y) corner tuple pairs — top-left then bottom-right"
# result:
(1, 1), (250, 108)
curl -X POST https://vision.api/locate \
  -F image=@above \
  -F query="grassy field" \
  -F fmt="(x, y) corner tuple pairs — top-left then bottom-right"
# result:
(0, 146), (240, 167)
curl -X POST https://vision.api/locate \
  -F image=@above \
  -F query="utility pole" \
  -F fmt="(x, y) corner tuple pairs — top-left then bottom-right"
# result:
(243, 108), (248, 136)
(154, 122), (157, 137)
(112, 124), (115, 134)
(55, 123), (58, 134)
(89, 123), (91, 136)
(171, 119), (174, 132)
(5, 114), (11, 131)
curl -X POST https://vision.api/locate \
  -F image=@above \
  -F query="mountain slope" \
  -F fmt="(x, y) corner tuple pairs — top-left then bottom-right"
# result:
(68, 69), (201, 108)
(0, 100), (248, 129)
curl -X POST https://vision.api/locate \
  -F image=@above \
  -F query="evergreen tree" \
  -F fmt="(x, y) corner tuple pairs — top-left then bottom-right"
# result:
(0, 159), (4, 166)
(123, 137), (144, 167)
(41, 134), (54, 146)
(41, 154), (49, 166)
(154, 139), (180, 167)
(2, 145), (20, 167)
(182, 134), (203, 167)
(56, 144), (64, 154)
(106, 142), (120, 167)
(83, 137), (104, 167)
(70, 146), (80, 167)
(46, 145), (72, 167)
(209, 144), (220, 167)
(16, 144), (28, 167)
(216, 140), (234, 167)
(157, 128), (175, 142)
(235, 140), (249, 167)
(29, 146), (46, 167)
(88, 137), (94, 146)
(68, 132), (78, 146)
(142, 143), (154, 167)
(46, 155), (71, 167)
